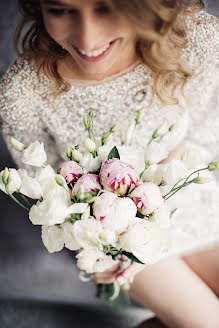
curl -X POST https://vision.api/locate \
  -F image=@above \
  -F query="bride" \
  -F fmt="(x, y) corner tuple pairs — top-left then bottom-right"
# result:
(1, 0), (219, 326)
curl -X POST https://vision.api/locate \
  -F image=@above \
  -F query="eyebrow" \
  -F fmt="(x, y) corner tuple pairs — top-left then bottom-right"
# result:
(42, 0), (68, 5)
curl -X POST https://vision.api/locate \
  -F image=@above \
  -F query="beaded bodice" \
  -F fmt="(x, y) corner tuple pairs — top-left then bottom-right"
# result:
(0, 11), (218, 172)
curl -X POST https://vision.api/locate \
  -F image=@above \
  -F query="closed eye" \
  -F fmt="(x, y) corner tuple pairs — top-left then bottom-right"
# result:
(46, 8), (78, 16)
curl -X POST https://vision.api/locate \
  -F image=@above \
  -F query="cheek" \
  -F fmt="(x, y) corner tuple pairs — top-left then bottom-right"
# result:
(43, 17), (73, 42)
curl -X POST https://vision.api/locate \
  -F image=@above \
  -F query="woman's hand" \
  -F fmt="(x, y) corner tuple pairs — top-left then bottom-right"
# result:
(116, 261), (146, 285)
(91, 256), (146, 285)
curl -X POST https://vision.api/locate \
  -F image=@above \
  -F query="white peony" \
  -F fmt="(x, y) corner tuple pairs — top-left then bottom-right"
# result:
(145, 143), (168, 164)
(93, 191), (137, 234)
(18, 169), (42, 199)
(0, 168), (22, 194)
(117, 146), (145, 175)
(99, 229), (118, 246)
(76, 248), (116, 273)
(22, 141), (47, 167)
(61, 221), (81, 251)
(79, 153), (102, 172)
(41, 225), (65, 253)
(119, 218), (170, 264)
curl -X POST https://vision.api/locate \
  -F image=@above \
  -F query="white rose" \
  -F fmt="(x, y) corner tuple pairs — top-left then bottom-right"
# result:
(145, 143), (168, 164)
(29, 187), (71, 225)
(61, 221), (81, 251)
(41, 225), (64, 253)
(22, 141), (47, 167)
(79, 153), (102, 172)
(0, 168), (22, 194)
(73, 218), (103, 249)
(141, 164), (158, 183)
(18, 169), (42, 199)
(76, 248), (116, 273)
(148, 203), (171, 228)
(93, 191), (137, 234)
(117, 146), (145, 175)
(181, 148), (201, 170)
(119, 218), (170, 264)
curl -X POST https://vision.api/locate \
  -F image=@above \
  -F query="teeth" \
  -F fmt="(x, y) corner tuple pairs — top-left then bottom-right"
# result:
(78, 43), (110, 57)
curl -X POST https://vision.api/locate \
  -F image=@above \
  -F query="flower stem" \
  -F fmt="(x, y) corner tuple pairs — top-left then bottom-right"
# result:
(6, 186), (30, 211)
(19, 193), (32, 207)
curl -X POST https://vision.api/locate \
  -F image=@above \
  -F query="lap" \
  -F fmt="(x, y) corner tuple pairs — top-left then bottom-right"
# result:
(129, 255), (219, 328)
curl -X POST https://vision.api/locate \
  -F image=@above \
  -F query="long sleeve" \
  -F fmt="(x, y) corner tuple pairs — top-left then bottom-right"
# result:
(0, 57), (63, 174)
(182, 11), (219, 162)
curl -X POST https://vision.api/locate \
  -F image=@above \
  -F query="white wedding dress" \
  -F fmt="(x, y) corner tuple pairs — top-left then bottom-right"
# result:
(0, 10), (219, 258)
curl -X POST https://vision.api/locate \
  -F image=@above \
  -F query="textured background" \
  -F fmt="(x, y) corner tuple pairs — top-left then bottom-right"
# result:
(0, 1), (218, 327)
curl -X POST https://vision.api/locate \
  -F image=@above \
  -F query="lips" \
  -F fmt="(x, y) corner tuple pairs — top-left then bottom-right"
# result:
(73, 40), (116, 62)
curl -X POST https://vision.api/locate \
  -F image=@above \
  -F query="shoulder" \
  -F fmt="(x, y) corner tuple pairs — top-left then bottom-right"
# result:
(182, 10), (218, 69)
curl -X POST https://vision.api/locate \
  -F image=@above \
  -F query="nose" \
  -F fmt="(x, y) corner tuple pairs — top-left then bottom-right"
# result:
(74, 12), (104, 51)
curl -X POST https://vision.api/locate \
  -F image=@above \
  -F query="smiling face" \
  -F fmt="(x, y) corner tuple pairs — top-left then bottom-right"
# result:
(41, 0), (138, 80)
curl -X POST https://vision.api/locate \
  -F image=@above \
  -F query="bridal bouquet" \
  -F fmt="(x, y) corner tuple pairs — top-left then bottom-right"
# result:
(1, 109), (218, 301)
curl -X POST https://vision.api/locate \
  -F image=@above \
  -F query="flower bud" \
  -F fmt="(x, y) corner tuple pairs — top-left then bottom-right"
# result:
(66, 147), (72, 159)
(83, 115), (90, 129)
(208, 161), (219, 171)
(10, 138), (26, 152)
(2, 167), (10, 185)
(72, 148), (83, 162)
(84, 138), (97, 153)
(55, 176), (64, 187)
(110, 123), (119, 134)
(135, 109), (144, 124)
(169, 124), (176, 132)
(88, 109), (94, 118)
(152, 120), (169, 138)
(193, 177), (211, 184)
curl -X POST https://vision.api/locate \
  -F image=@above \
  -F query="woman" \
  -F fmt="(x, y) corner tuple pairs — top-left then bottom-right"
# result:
(0, 0), (219, 327)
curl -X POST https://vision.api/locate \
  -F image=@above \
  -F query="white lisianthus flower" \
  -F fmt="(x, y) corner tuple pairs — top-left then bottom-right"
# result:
(145, 143), (168, 165)
(181, 148), (201, 170)
(153, 164), (168, 186)
(22, 141), (47, 167)
(18, 169), (42, 199)
(93, 191), (137, 234)
(73, 218), (103, 249)
(29, 187), (71, 225)
(153, 120), (169, 137)
(119, 218), (170, 264)
(97, 139), (115, 163)
(76, 248), (116, 273)
(141, 164), (158, 183)
(163, 160), (188, 186)
(117, 146), (145, 175)
(148, 203), (171, 228)
(61, 222), (81, 251)
(84, 138), (97, 153)
(41, 225), (64, 253)
(79, 153), (102, 172)
(0, 168), (22, 194)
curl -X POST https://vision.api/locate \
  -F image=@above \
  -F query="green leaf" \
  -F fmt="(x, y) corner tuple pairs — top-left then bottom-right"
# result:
(136, 211), (145, 219)
(122, 251), (144, 264)
(107, 146), (120, 160)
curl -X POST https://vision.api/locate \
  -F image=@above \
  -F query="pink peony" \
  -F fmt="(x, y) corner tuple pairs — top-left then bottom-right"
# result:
(59, 161), (84, 184)
(93, 191), (137, 234)
(129, 182), (164, 216)
(99, 159), (138, 196)
(72, 174), (101, 200)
